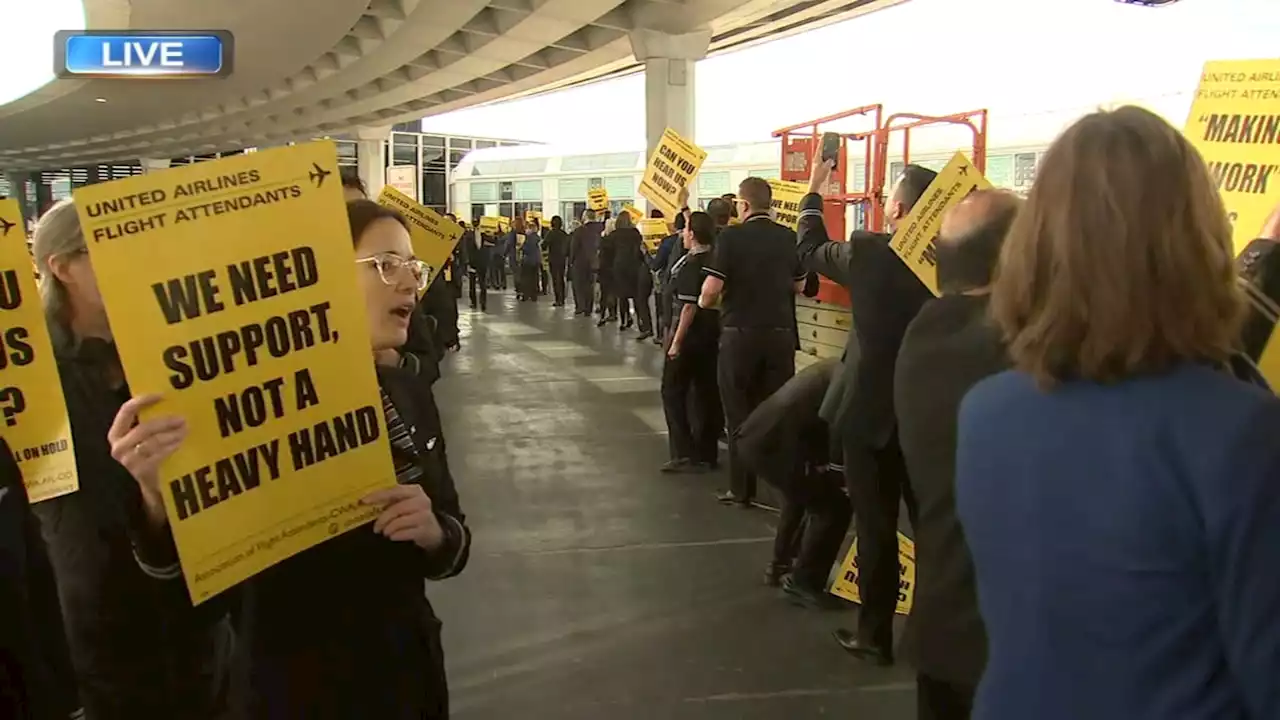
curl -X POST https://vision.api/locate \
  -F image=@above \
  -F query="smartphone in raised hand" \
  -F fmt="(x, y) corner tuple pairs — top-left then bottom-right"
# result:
(820, 132), (841, 165)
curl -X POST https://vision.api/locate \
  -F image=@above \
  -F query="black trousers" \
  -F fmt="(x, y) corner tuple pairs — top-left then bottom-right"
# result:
(718, 328), (796, 502)
(468, 267), (488, 310)
(916, 674), (974, 720)
(572, 270), (594, 314)
(773, 468), (853, 591)
(518, 264), (540, 300)
(842, 430), (918, 654)
(661, 347), (719, 463)
(550, 262), (567, 305)
(655, 287), (672, 339)
(599, 277), (616, 319)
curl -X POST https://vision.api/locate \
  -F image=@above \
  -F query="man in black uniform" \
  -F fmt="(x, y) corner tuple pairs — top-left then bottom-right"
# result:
(700, 177), (808, 507)
(464, 221), (489, 312)
(796, 156), (935, 666)
(545, 215), (570, 306)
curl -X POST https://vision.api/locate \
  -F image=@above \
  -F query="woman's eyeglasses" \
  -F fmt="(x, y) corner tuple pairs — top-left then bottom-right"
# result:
(356, 253), (431, 292)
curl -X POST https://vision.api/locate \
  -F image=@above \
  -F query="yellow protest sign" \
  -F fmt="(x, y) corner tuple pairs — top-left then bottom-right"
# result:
(524, 209), (542, 225)
(829, 531), (915, 615)
(889, 152), (992, 297)
(622, 204), (644, 224)
(1185, 59), (1280, 255)
(498, 215), (511, 233)
(478, 216), (501, 234)
(376, 185), (463, 290)
(587, 187), (609, 212)
(639, 218), (668, 253)
(767, 179), (808, 230)
(0, 199), (78, 502)
(639, 128), (707, 220)
(73, 141), (397, 604)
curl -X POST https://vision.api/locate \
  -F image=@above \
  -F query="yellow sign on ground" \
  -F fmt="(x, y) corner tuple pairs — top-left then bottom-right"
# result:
(1185, 58), (1280, 255)
(588, 187), (609, 212)
(767, 179), (808, 230)
(0, 199), (78, 502)
(639, 128), (707, 219)
(829, 531), (916, 615)
(889, 152), (992, 296)
(74, 141), (397, 604)
(639, 218), (668, 253)
(376, 185), (463, 290)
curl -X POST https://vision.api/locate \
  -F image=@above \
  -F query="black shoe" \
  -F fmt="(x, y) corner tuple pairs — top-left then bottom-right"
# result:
(763, 562), (790, 587)
(636, 331), (653, 341)
(832, 629), (894, 666)
(782, 575), (842, 610)
(716, 490), (752, 507)
(596, 317), (608, 327)
(660, 459), (692, 474)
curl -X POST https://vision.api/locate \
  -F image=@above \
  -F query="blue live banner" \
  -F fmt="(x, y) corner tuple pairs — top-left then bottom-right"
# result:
(55, 30), (233, 79)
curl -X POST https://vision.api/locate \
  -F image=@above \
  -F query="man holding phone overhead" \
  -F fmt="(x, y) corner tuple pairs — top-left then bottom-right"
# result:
(699, 177), (811, 508)
(797, 139), (936, 667)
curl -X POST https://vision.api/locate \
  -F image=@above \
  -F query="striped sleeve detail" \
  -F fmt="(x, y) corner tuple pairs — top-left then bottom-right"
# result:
(426, 514), (470, 581)
(69, 708), (86, 720)
(703, 266), (725, 280)
(131, 547), (182, 580)
(798, 208), (823, 220)
(676, 293), (699, 303)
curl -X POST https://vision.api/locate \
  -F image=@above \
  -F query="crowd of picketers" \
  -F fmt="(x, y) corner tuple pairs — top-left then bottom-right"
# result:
(4, 105), (1280, 720)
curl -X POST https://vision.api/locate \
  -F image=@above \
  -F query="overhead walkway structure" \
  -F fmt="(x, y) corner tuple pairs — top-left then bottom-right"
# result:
(0, 0), (909, 202)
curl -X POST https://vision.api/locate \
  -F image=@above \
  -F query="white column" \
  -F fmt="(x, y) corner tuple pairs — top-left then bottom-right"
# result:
(353, 125), (391, 198)
(629, 28), (710, 210)
(138, 158), (170, 175)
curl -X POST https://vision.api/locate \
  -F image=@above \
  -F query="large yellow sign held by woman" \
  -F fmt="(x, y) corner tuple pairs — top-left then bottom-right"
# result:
(73, 141), (397, 604)
(0, 198), (78, 502)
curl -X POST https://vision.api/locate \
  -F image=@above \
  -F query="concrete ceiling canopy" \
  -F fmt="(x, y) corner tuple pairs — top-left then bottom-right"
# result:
(0, 0), (903, 171)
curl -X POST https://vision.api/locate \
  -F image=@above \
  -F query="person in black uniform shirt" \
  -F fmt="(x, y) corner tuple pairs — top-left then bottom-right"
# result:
(610, 213), (645, 331)
(700, 177), (808, 507)
(123, 200), (471, 719)
(597, 215), (619, 326)
(0, 438), (83, 720)
(545, 215), (571, 306)
(464, 222), (489, 312)
(796, 156), (935, 666)
(569, 210), (602, 316)
(661, 211), (721, 472)
(895, 190), (1020, 719)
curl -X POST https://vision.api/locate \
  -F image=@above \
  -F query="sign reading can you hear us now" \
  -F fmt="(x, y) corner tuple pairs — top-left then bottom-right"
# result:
(889, 152), (992, 297)
(74, 141), (398, 604)
(0, 198), (79, 502)
(1184, 58), (1280, 255)
(639, 128), (707, 219)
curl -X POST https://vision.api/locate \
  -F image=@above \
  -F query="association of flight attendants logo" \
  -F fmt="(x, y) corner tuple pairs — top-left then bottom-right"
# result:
(54, 30), (234, 79)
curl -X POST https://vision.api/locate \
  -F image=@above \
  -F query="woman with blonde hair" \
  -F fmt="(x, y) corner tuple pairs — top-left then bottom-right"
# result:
(31, 198), (233, 719)
(955, 106), (1280, 720)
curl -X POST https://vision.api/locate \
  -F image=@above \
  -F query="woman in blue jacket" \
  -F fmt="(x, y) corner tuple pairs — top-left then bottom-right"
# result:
(956, 106), (1280, 720)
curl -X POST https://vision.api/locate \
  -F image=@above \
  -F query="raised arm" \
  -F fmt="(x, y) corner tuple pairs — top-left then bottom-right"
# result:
(796, 157), (858, 288)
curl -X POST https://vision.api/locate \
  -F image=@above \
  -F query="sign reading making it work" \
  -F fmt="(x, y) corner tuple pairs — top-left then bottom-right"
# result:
(0, 198), (79, 502)
(639, 128), (707, 219)
(888, 152), (992, 297)
(376, 185), (463, 291)
(73, 141), (397, 604)
(1184, 58), (1280, 255)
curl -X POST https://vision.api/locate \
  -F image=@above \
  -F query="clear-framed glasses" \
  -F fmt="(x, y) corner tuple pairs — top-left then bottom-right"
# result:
(356, 253), (431, 292)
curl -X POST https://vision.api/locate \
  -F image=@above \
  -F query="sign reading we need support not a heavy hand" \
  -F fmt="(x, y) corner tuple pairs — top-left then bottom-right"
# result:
(888, 152), (992, 297)
(0, 198), (78, 502)
(74, 141), (398, 604)
(1184, 58), (1280, 255)
(639, 128), (707, 219)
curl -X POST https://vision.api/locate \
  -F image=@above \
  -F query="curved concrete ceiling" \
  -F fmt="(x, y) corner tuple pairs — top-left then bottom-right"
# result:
(0, 0), (902, 172)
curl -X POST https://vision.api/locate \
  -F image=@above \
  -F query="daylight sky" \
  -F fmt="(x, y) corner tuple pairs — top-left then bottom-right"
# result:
(421, 0), (1278, 150)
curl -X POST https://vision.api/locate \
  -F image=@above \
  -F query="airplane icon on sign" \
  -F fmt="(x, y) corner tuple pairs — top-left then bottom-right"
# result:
(309, 163), (332, 189)
(0, 216), (14, 237)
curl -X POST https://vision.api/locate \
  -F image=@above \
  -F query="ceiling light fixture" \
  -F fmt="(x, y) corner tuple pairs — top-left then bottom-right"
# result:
(94, 97), (107, 103)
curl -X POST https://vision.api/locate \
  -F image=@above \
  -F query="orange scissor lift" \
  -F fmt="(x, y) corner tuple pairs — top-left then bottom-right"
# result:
(773, 106), (990, 306)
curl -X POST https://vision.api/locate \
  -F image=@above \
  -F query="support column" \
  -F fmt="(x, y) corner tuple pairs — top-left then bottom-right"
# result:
(354, 125), (391, 198)
(5, 173), (32, 224)
(138, 158), (170, 175)
(629, 28), (710, 210)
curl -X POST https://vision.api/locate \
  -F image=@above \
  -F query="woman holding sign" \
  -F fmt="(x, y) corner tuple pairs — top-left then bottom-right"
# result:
(115, 200), (472, 719)
(31, 198), (235, 720)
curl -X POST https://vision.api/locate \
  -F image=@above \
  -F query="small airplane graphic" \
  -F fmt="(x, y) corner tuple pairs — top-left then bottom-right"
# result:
(0, 216), (14, 237)
(309, 163), (332, 188)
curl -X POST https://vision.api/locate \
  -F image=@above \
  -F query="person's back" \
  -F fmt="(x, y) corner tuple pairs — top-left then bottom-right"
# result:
(958, 364), (1280, 719)
(712, 217), (799, 329)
